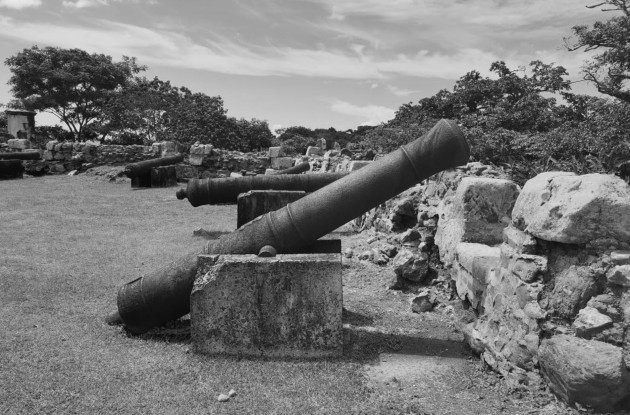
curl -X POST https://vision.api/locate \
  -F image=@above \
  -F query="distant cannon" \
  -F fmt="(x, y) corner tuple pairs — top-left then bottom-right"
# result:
(123, 154), (184, 188)
(175, 173), (347, 206)
(268, 161), (311, 175)
(114, 119), (470, 333)
(0, 151), (41, 160)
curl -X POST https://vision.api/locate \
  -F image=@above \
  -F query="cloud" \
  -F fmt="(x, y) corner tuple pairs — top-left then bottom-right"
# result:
(63, 0), (106, 7)
(63, 0), (107, 7)
(0, 0), (41, 9)
(0, 10), (582, 83)
(314, 0), (593, 25)
(387, 85), (417, 97)
(62, 0), (155, 8)
(330, 100), (395, 125)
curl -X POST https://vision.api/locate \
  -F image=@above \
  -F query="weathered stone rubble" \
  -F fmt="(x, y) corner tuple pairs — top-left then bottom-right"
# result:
(436, 171), (630, 412)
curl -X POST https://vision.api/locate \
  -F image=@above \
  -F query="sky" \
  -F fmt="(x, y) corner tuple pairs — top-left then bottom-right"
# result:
(0, 0), (611, 132)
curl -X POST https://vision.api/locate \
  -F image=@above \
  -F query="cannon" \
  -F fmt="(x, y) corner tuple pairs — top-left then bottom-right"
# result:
(268, 161), (311, 175)
(123, 154), (184, 188)
(0, 151), (41, 160)
(114, 119), (470, 333)
(175, 172), (347, 206)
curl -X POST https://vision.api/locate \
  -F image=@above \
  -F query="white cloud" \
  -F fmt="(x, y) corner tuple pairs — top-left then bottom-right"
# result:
(62, 0), (155, 8)
(317, 0), (594, 25)
(0, 0), (41, 9)
(387, 85), (417, 97)
(0, 10), (593, 83)
(330, 100), (395, 125)
(63, 0), (108, 8)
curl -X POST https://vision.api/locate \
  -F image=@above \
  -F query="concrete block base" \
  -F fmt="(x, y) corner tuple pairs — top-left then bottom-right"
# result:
(191, 253), (343, 358)
(150, 166), (177, 187)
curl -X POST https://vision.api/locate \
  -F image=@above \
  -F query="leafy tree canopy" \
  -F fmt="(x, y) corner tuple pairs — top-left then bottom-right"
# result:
(4, 46), (144, 140)
(565, 0), (630, 102)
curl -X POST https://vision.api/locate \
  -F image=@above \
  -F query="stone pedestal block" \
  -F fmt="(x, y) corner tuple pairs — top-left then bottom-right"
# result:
(268, 146), (283, 158)
(150, 165), (178, 187)
(191, 253), (343, 358)
(236, 190), (306, 228)
(348, 161), (371, 172)
(131, 173), (151, 188)
(0, 159), (24, 180)
(271, 157), (293, 170)
(305, 146), (320, 157)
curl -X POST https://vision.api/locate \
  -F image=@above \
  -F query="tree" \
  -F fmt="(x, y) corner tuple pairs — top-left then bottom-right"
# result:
(4, 46), (144, 140)
(97, 76), (181, 143)
(230, 117), (274, 151)
(162, 89), (233, 150)
(565, 1), (630, 102)
(390, 61), (572, 133)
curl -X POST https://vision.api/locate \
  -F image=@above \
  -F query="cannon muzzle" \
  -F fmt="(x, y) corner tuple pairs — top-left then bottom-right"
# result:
(175, 173), (347, 206)
(116, 119), (469, 333)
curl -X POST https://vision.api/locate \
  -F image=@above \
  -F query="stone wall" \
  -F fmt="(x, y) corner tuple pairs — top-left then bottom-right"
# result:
(438, 171), (630, 412)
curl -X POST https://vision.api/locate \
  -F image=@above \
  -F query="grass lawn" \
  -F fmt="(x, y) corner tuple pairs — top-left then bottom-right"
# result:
(1, 175), (376, 415)
(0, 173), (577, 415)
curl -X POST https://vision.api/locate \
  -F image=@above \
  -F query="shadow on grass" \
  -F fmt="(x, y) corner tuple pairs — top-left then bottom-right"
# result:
(122, 310), (468, 367)
(342, 325), (468, 364)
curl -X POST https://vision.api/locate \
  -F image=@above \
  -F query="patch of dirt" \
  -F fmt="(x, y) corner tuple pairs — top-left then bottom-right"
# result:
(335, 230), (580, 415)
(82, 165), (130, 183)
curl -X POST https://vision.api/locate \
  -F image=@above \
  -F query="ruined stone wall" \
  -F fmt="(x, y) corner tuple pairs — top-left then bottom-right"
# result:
(437, 171), (630, 413)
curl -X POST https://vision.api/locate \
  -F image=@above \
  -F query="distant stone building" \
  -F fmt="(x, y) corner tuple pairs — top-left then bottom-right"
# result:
(5, 110), (36, 140)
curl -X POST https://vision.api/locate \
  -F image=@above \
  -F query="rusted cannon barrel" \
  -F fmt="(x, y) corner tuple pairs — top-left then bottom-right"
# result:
(123, 154), (184, 178)
(116, 119), (469, 333)
(269, 161), (311, 175)
(175, 172), (346, 206)
(0, 151), (41, 160)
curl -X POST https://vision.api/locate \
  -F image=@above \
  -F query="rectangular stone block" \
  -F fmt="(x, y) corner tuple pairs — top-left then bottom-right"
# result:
(8, 138), (31, 150)
(348, 161), (371, 172)
(503, 226), (537, 254)
(188, 154), (204, 166)
(150, 165), (177, 187)
(0, 159), (24, 180)
(191, 253), (343, 358)
(45, 140), (58, 151)
(268, 146), (283, 158)
(131, 173), (151, 188)
(236, 190), (306, 228)
(611, 251), (630, 266)
(44, 151), (54, 161)
(189, 144), (204, 155)
(271, 157), (293, 170)
(501, 244), (548, 283)
(305, 146), (320, 157)
(160, 141), (177, 156)
(456, 242), (500, 285)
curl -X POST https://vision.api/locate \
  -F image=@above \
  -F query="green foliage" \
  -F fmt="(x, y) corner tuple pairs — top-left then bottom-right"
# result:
(161, 90), (233, 150)
(565, 0), (630, 102)
(5, 46), (144, 141)
(96, 76), (180, 143)
(229, 117), (274, 151)
(0, 105), (6, 130)
(359, 122), (435, 153)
